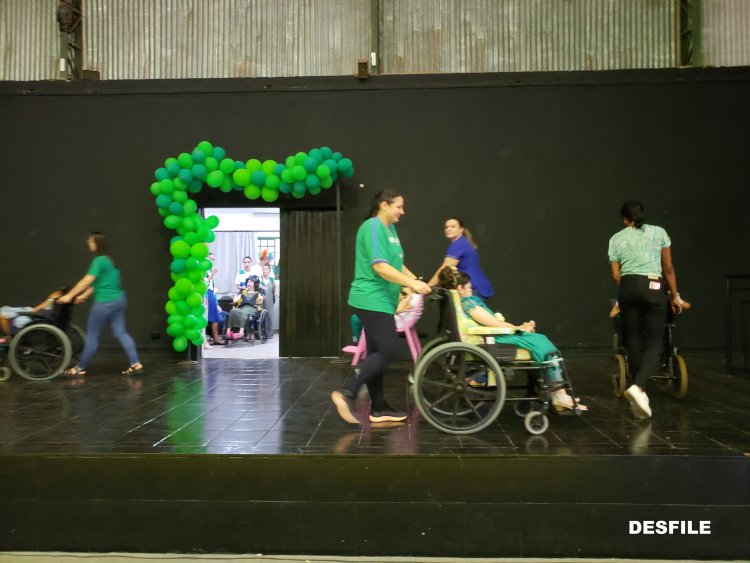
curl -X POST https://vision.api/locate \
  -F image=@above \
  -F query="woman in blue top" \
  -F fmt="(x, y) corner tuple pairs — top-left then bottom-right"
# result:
(58, 232), (142, 377)
(428, 217), (494, 301)
(608, 201), (682, 419)
(331, 189), (431, 425)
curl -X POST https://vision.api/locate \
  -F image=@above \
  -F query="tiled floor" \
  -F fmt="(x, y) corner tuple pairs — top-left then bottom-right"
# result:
(1, 351), (748, 456)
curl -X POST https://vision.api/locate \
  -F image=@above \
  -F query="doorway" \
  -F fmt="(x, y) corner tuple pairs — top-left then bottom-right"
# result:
(200, 207), (280, 359)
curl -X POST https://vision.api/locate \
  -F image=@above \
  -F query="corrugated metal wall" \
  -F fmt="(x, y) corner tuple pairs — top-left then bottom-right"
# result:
(380, 0), (676, 73)
(5, 0), (750, 81)
(83, 0), (371, 79)
(699, 0), (750, 67)
(0, 0), (58, 81)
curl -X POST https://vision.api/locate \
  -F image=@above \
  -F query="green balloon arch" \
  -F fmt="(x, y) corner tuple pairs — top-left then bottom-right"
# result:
(151, 141), (355, 351)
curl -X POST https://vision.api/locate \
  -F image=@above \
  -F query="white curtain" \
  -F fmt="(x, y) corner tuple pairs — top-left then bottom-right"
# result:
(210, 231), (257, 296)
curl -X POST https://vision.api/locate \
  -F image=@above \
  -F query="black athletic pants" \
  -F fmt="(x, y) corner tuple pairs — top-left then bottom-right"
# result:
(618, 275), (667, 389)
(347, 308), (402, 410)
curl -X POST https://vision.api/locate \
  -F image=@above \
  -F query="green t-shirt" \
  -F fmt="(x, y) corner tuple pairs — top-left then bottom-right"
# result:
(608, 224), (671, 277)
(86, 255), (124, 302)
(348, 217), (404, 314)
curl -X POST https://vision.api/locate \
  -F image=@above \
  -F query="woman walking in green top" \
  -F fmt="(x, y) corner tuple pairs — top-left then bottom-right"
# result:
(59, 232), (142, 376)
(331, 189), (431, 424)
(608, 201), (682, 419)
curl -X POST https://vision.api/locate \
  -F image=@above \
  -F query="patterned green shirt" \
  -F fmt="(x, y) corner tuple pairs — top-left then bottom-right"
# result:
(608, 224), (671, 276)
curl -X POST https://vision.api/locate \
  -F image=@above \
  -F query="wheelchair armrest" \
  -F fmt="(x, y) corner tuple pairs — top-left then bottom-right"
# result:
(465, 326), (514, 336)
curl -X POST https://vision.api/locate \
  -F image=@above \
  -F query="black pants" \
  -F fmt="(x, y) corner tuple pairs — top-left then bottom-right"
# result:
(347, 308), (402, 410)
(618, 275), (667, 388)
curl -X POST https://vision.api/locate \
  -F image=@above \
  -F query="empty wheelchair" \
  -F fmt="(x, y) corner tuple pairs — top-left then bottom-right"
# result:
(412, 289), (583, 435)
(611, 300), (688, 399)
(0, 302), (85, 382)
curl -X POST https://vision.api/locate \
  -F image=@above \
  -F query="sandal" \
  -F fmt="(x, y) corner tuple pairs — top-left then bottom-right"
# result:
(64, 366), (87, 377)
(122, 363), (144, 376)
(552, 392), (589, 412)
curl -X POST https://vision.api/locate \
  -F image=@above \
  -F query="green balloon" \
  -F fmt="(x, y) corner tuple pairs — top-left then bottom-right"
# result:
(165, 300), (178, 315)
(261, 187), (280, 202)
(292, 165), (307, 181)
(309, 185), (321, 196)
(197, 227), (211, 242)
(197, 140), (213, 154)
(185, 328), (201, 342)
(246, 158), (262, 172)
(281, 169), (295, 184)
(305, 174), (320, 189)
(183, 199), (197, 216)
(244, 185), (261, 199)
(159, 179), (175, 194)
(219, 178), (233, 193)
(173, 177), (187, 191)
(261, 159), (277, 175)
(177, 153), (193, 169)
(265, 175), (281, 190)
(183, 314), (198, 328)
(172, 190), (188, 203)
(167, 314), (184, 325)
(167, 323), (185, 337)
(175, 278), (194, 296)
(185, 257), (198, 270)
(316, 164), (331, 179)
(170, 240), (191, 258)
(194, 281), (208, 294)
(285, 156), (296, 168)
(204, 156), (219, 172)
(196, 316), (208, 329)
(204, 215), (219, 229)
(219, 158), (235, 174)
(186, 292), (203, 308)
(176, 300), (191, 316)
(206, 170), (224, 188)
(321, 176), (334, 189)
(164, 215), (182, 229)
(184, 232), (199, 246)
(150, 182), (161, 196)
(191, 305), (206, 317)
(295, 152), (308, 165)
(233, 168), (251, 186)
(190, 242), (209, 260)
(173, 336), (188, 352)
(182, 216), (197, 232)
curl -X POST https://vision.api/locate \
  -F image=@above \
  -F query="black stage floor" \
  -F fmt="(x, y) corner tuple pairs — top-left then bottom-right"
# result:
(1, 352), (748, 456)
(1, 352), (748, 559)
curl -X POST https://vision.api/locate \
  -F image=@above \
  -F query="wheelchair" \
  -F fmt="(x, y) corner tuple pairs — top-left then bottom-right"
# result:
(611, 300), (688, 399)
(0, 302), (85, 382)
(222, 296), (272, 345)
(412, 288), (583, 435)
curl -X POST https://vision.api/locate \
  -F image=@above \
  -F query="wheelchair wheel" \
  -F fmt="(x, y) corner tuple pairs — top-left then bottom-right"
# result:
(0, 366), (10, 382)
(668, 354), (688, 399)
(65, 324), (86, 366)
(612, 354), (627, 397)
(524, 410), (549, 435)
(258, 310), (272, 343)
(415, 336), (448, 365)
(413, 341), (506, 435)
(9, 324), (72, 381)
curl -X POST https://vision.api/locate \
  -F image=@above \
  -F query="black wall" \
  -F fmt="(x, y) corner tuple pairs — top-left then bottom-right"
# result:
(2, 68), (748, 353)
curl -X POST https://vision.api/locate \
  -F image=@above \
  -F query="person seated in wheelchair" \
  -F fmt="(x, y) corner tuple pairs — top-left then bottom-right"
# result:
(0, 288), (68, 342)
(225, 275), (264, 341)
(438, 266), (587, 411)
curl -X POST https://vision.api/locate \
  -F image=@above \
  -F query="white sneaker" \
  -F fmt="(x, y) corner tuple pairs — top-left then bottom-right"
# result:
(624, 384), (652, 419)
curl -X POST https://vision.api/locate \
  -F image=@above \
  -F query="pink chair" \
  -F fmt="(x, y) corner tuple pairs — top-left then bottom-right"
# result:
(342, 295), (424, 367)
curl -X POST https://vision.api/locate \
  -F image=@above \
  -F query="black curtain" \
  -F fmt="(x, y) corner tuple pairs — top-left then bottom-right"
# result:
(280, 209), (340, 356)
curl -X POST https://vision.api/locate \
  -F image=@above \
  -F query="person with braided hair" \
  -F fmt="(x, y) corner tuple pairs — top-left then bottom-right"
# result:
(438, 266), (587, 411)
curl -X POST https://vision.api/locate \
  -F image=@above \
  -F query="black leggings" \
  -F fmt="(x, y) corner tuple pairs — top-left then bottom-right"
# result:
(618, 275), (667, 388)
(347, 308), (402, 410)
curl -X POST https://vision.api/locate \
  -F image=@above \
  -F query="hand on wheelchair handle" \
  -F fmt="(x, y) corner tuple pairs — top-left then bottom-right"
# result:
(74, 295), (87, 305)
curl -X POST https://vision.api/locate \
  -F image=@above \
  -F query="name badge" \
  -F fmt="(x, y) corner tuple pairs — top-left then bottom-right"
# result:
(649, 281), (661, 290)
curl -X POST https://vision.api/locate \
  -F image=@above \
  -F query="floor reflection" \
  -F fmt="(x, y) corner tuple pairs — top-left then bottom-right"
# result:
(0, 353), (747, 456)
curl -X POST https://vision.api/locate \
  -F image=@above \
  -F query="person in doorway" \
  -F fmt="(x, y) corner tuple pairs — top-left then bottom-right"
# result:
(58, 232), (143, 377)
(204, 252), (225, 347)
(234, 256), (262, 293)
(427, 217), (494, 302)
(260, 263), (277, 337)
(331, 189), (431, 425)
(608, 200), (683, 419)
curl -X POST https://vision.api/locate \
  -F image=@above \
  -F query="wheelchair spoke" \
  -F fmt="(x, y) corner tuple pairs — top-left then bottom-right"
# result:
(428, 390), (458, 410)
(461, 395), (483, 420)
(420, 378), (457, 391)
